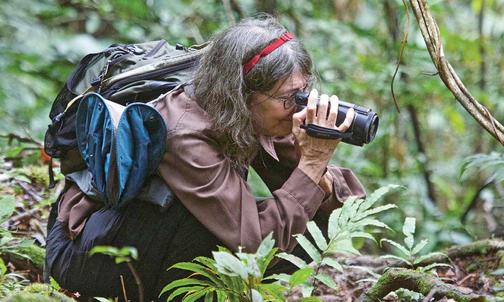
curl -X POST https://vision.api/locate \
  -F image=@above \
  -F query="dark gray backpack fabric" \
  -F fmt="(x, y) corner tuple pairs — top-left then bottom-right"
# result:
(44, 40), (207, 168)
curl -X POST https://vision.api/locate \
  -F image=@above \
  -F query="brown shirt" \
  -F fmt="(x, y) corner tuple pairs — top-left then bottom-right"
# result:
(58, 88), (365, 253)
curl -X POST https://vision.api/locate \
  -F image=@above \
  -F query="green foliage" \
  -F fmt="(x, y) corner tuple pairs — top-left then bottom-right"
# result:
(0, 283), (74, 302)
(273, 184), (402, 296)
(380, 217), (450, 272)
(163, 185), (403, 301)
(161, 233), (283, 302)
(89, 245), (138, 264)
(460, 152), (504, 183)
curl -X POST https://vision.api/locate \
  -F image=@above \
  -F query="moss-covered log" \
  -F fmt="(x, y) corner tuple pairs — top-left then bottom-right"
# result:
(361, 268), (484, 302)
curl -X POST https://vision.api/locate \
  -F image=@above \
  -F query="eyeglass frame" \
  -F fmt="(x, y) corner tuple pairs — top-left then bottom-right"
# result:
(253, 81), (312, 110)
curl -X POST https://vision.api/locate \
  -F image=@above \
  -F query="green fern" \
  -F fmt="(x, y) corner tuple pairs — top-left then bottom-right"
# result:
(274, 184), (403, 295)
(380, 217), (450, 272)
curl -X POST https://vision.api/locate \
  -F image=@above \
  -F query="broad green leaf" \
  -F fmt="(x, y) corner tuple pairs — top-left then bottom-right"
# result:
(213, 251), (248, 279)
(314, 272), (338, 289)
(169, 262), (223, 287)
(359, 185), (404, 212)
(216, 290), (226, 302)
(404, 236), (415, 251)
(167, 286), (205, 301)
(411, 239), (428, 255)
(251, 289), (263, 302)
(294, 234), (322, 263)
(256, 232), (275, 259)
(328, 238), (360, 255)
(245, 257), (261, 278)
(350, 231), (377, 243)
(306, 221), (327, 251)
(289, 267), (314, 286)
(204, 290), (214, 302)
(159, 278), (210, 296)
(256, 283), (287, 300)
(89, 246), (119, 257)
(337, 196), (358, 228)
(353, 218), (391, 231)
(49, 276), (61, 290)
(402, 217), (416, 238)
(183, 289), (210, 302)
(194, 256), (217, 269)
(258, 247), (278, 275)
(380, 239), (411, 257)
(321, 257), (343, 272)
(0, 196), (16, 223)
(301, 285), (314, 298)
(265, 273), (291, 283)
(170, 262), (207, 273)
(328, 208), (342, 239)
(353, 204), (397, 221)
(276, 252), (307, 268)
(0, 258), (6, 276)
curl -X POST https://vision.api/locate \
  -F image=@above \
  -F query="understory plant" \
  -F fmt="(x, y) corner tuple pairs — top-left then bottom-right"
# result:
(380, 217), (450, 272)
(161, 184), (404, 301)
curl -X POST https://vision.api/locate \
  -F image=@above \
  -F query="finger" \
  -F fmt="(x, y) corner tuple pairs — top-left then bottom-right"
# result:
(317, 94), (329, 125)
(292, 107), (307, 129)
(306, 89), (318, 124)
(328, 95), (339, 127)
(336, 108), (355, 132)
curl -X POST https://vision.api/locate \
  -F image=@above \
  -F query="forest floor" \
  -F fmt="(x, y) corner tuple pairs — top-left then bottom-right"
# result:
(1, 156), (504, 301)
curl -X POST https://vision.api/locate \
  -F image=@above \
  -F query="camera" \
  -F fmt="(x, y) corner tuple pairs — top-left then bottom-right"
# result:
(294, 91), (379, 146)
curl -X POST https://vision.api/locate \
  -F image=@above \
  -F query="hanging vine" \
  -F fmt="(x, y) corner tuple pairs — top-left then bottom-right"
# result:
(408, 0), (504, 146)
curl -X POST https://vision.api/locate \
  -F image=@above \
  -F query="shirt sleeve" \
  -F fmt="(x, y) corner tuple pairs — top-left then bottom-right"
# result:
(158, 130), (326, 253)
(251, 135), (366, 213)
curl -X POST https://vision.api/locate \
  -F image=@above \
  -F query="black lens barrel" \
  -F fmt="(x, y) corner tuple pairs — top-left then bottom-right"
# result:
(294, 91), (379, 146)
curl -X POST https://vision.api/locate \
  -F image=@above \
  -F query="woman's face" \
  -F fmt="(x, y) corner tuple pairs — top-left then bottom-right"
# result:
(249, 70), (307, 137)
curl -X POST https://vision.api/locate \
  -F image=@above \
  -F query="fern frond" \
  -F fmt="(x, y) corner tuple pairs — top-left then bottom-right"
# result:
(306, 221), (328, 251)
(294, 234), (322, 263)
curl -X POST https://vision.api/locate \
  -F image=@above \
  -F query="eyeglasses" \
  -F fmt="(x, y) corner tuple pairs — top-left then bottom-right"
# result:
(258, 84), (310, 110)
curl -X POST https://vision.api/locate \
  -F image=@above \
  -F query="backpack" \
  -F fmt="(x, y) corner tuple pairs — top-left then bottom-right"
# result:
(44, 40), (208, 207)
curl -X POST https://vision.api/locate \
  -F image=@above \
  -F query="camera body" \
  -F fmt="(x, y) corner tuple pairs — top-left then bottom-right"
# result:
(294, 91), (379, 146)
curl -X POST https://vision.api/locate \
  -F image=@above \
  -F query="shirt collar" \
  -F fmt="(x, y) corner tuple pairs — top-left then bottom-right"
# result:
(258, 135), (280, 162)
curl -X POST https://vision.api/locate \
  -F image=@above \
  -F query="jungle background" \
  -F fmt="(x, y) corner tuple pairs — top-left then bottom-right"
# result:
(0, 0), (504, 301)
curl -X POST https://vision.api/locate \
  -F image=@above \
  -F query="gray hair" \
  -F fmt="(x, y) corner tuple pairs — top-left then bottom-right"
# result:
(193, 14), (312, 165)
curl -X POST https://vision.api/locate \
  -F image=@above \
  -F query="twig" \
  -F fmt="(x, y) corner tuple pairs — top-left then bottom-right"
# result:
(389, 0), (410, 113)
(0, 133), (41, 146)
(120, 274), (128, 302)
(9, 208), (41, 224)
(16, 180), (43, 203)
(127, 262), (144, 302)
(408, 0), (504, 145)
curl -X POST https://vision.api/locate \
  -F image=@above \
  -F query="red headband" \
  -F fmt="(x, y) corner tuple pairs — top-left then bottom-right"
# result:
(243, 32), (294, 75)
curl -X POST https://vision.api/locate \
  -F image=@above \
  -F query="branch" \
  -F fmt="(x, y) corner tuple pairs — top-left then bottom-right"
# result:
(409, 0), (504, 145)
(362, 268), (484, 302)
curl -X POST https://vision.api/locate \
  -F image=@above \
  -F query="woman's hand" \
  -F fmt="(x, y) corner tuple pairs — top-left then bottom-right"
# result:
(292, 89), (355, 183)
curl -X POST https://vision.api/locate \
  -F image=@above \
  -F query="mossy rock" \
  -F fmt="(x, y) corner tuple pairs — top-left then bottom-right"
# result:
(16, 245), (45, 270)
(0, 284), (74, 302)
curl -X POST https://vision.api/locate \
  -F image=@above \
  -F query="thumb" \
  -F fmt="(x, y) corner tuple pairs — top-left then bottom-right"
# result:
(292, 108), (307, 129)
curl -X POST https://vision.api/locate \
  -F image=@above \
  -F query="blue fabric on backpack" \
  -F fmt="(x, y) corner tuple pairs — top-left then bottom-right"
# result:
(75, 93), (167, 208)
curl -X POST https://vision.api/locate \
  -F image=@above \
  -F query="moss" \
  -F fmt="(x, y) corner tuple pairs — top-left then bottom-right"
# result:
(16, 245), (45, 270)
(0, 284), (75, 302)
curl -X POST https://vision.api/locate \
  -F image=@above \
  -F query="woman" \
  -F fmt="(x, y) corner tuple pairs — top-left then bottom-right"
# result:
(45, 14), (365, 301)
